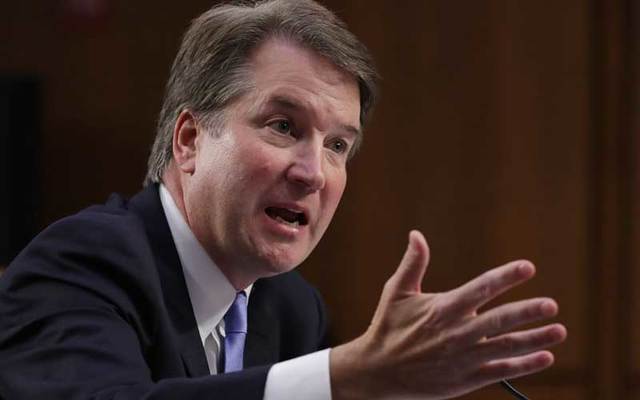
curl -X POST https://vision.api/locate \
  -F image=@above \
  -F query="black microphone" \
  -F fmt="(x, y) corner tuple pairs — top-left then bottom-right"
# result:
(500, 379), (529, 399)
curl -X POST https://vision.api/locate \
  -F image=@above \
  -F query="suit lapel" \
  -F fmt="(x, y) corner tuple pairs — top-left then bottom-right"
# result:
(128, 184), (282, 373)
(128, 185), (210, 377)
(245, 279), (280, 367)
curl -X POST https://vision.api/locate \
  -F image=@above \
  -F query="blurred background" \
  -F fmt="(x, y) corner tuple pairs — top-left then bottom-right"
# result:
(1, 0), (638, 399)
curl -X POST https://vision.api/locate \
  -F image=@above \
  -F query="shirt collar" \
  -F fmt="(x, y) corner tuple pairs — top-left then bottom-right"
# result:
(159, 184), (251, 346)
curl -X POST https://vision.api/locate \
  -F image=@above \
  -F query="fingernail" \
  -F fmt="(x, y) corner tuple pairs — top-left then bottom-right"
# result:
(540, 300), (557, 316)
(518, 262), (535, 276)
(550, 324), (568, 340)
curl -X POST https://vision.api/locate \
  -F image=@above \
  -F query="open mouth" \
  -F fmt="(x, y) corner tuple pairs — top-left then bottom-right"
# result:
(265, 207), (308, 227)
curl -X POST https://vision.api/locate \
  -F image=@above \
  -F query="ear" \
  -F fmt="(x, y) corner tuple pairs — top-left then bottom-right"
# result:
(172, 110), (199, 174)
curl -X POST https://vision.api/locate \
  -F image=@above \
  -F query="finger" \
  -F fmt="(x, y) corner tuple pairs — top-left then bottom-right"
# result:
(444, 260), (536, 315)
(470, 324), (567, 365)
(460, 298), (559, 342)
(473, 351), (555, 385)
(386, 230), (431, 295)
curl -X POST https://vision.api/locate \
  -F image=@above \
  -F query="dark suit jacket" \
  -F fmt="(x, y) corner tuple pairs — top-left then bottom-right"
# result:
(0, 184), (328, 399)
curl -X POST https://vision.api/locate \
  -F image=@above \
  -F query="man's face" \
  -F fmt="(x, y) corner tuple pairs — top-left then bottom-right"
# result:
(183, 38), (361, 287)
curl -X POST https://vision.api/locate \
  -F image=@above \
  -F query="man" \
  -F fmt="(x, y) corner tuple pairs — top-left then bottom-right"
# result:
(0, 1), (566, 399)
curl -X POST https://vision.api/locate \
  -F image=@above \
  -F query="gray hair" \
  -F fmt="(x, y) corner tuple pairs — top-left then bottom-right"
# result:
(144, 0), (378, 185)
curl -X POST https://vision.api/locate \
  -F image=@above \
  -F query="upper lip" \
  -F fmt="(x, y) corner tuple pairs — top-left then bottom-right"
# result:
(266, 202), (310, 225)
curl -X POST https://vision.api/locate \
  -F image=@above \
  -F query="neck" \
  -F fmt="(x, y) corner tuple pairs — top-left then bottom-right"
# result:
(161, 165), (255, 291)
(161, 165), (188, 218)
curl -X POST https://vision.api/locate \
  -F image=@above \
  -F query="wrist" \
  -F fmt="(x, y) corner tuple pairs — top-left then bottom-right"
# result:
(329, 335), (377, 400)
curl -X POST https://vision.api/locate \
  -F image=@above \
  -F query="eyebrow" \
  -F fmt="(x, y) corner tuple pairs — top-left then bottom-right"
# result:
(266, 94), (362, 139)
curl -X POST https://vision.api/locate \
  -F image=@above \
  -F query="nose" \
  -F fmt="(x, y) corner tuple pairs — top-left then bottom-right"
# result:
(286, 141), (326, 192)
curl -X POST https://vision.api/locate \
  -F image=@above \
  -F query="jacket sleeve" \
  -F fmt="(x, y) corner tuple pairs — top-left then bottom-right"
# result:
(0, 213), (270, 400)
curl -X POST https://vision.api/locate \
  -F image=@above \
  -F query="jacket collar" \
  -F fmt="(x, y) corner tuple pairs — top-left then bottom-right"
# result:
(128, 184), (210, 377)
(126, 184), (280, 374)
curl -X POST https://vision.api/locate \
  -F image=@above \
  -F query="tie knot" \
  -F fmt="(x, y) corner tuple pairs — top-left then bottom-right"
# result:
(224, 291), (247, 334)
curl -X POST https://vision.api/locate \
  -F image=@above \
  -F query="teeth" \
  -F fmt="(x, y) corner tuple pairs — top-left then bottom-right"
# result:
(275, 215), (299, 227)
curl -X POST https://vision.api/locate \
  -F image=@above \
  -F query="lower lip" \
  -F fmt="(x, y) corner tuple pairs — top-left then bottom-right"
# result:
(261, 212), (306, 239)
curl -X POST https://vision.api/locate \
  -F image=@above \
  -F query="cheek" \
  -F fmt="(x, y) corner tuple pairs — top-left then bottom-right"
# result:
(250, 158), (277, 181)
(322, 171), (347, 214)
(240, 145), (283, 183)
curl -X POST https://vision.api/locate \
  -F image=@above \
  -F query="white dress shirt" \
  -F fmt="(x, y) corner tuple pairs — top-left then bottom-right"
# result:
(159, 184), (331, 399)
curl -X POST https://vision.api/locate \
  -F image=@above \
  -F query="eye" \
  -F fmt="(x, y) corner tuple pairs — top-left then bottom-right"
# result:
(327, 138), (349, 154)
(268, 119), (294, 136)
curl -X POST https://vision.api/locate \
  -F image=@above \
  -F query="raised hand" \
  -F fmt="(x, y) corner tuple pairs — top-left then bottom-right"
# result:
(330, 230), (567, 400)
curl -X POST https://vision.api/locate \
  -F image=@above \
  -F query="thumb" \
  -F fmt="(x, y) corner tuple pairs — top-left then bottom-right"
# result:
(388, 230), (431, 295)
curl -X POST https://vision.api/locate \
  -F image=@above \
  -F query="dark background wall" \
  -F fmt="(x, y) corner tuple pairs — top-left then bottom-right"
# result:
(2, 1), (638, 399)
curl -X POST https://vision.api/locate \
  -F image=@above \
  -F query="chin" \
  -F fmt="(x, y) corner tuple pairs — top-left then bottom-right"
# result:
(255, 245), (310, 277)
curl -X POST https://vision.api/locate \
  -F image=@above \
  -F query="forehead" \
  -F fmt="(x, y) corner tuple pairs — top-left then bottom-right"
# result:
(241, 37), (361, 129)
